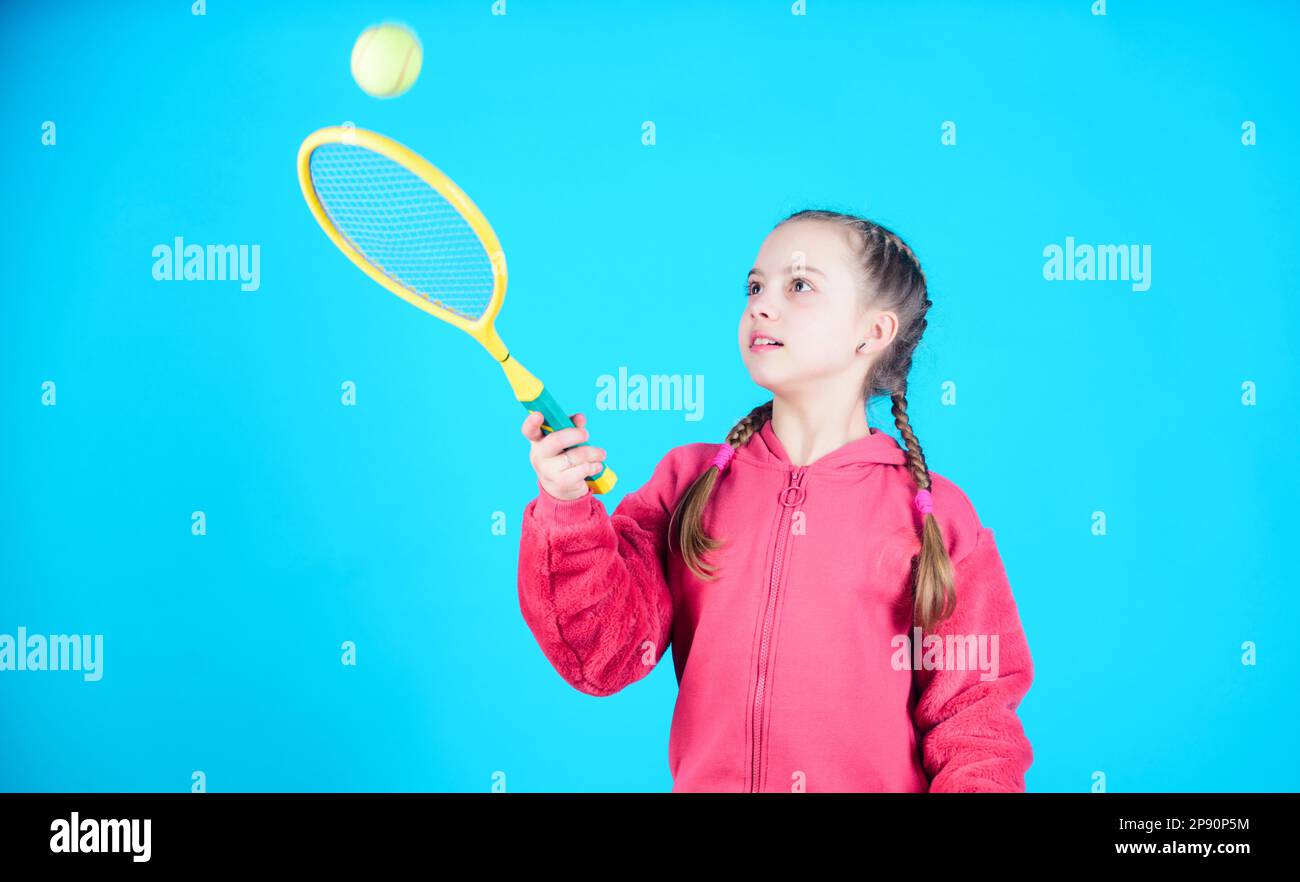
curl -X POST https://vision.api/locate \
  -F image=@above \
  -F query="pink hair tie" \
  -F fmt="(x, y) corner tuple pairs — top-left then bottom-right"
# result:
(709, 443), (736, 473)
(914, 488), (933, 516)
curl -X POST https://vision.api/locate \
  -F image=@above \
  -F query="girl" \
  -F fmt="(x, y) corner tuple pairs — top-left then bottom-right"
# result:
(516, 209), (1034, 793)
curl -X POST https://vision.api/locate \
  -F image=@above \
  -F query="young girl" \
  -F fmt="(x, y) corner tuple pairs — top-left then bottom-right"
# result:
(516, 209), (1034, 793)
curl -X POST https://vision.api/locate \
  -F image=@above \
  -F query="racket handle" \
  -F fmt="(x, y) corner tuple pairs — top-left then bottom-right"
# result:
(522, 387), (617, 495)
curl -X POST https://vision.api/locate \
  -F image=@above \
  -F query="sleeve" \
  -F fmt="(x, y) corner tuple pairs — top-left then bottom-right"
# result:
(516, 454), (678, 698)
(911, 525), (1035, 792)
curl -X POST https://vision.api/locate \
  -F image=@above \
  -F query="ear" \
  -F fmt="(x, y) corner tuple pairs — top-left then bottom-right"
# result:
(856, 308), (899, 354)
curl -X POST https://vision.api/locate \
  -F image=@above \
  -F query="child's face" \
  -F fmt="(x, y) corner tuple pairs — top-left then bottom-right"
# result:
(739, 220), (886, 394)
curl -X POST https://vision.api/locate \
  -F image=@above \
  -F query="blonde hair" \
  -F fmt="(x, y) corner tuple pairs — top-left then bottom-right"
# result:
(666, 210), (956, 633)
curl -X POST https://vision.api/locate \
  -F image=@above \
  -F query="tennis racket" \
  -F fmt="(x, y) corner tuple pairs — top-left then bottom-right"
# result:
(296, 125), (616, 494)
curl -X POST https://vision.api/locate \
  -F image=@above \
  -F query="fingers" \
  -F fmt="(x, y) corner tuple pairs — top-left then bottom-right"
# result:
(520, 411), (586, 444)
(523, 411), (605, 494)
(525, 415), (589, 459)
(537, 442), (606, 498)
(540, 440), (607, 477)
(556, 454), (607, 481)
(521, 410), (546, 441)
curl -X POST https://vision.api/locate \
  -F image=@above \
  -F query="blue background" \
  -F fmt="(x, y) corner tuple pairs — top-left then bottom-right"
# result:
(2, 0), (1297, 792)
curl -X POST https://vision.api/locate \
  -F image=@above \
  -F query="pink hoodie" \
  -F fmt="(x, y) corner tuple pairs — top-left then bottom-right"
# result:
(517, 421), (1034, 792)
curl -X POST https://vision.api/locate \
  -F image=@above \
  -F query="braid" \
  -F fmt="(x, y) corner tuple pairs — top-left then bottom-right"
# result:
(725, 400), (773, 449)
(890, 391), (931, 492)
(891, 387), (955, 628)
(868, 225), (930, 311)
(670, 399), (774, 578)
(880, 228), (922, 274)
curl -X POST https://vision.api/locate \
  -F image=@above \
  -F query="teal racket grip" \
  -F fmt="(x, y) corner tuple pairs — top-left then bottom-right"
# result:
(522, 387), (617, 494)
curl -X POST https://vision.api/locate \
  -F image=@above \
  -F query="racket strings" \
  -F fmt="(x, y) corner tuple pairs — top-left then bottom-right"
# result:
(308, 143), (497, 321)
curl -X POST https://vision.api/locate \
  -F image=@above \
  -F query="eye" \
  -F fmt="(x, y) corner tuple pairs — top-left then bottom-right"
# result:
(746, 278), (812, 297)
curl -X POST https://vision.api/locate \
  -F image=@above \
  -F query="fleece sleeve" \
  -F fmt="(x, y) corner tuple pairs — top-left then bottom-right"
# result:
(911, 526), (1035, 792)
(516, 458), (677, 698)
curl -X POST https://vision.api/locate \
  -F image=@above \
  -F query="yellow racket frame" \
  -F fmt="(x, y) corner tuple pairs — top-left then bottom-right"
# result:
(297, 125), (616, 494)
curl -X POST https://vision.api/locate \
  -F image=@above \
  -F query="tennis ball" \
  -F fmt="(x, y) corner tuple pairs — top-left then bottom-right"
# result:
(351, 23), (422, 99)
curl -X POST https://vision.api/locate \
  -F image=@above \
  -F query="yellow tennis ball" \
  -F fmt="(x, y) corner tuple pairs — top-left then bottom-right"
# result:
(351, 23), (422, 99)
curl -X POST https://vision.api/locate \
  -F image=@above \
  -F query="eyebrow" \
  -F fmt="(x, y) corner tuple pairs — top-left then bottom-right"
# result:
(748, 266), (827, 279)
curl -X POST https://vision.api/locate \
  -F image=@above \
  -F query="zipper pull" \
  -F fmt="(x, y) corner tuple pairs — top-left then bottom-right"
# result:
(780, 468), (806, 507)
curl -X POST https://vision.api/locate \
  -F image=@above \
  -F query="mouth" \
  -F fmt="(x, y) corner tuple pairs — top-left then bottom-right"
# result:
(749, 332), (784, 352)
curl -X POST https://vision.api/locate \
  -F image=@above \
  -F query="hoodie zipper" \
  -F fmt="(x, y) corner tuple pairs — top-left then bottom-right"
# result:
(750, 465), (806, 792)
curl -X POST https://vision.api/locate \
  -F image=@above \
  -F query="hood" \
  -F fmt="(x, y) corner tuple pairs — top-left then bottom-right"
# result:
(733, 420), (908, 471)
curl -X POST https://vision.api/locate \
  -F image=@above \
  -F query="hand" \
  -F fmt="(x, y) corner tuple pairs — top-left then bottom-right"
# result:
(521, 411), (607, 501)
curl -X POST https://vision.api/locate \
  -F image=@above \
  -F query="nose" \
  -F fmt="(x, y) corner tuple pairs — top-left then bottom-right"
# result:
(748, 287), (779, 322)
